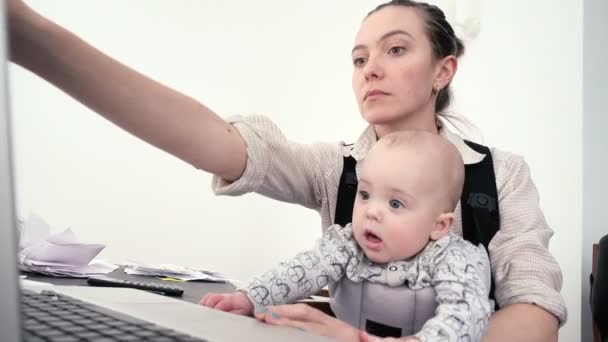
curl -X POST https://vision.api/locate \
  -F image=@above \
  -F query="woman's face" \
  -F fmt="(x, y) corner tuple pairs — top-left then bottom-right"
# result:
(352, 6), (438, 131)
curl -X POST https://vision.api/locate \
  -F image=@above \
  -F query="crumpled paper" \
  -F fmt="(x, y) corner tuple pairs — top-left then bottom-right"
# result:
(18, 213), (118, 278)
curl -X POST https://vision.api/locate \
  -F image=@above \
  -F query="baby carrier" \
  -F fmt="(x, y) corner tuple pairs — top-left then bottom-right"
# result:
(331, 140), (499, 337)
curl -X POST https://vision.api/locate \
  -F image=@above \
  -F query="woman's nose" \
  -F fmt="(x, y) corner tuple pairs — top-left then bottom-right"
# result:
(363, 56), (385, 81)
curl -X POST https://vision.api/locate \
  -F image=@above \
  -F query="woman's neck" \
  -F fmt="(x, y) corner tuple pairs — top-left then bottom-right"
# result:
(374, 112), (439, 138)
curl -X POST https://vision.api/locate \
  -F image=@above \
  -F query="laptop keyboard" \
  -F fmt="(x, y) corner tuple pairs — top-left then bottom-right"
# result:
(21, 290), (208, 341)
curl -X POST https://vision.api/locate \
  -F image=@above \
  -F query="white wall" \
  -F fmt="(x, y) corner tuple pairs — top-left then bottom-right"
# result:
(452, 2), (582, 340)
(10, 1), (581, 340)
(582, 0), (608, 341)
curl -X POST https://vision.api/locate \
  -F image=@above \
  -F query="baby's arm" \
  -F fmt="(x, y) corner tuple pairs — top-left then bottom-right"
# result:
(414, 241), (493, 342)
(243, 224), (356, 309)
(201, 224), (356, 314)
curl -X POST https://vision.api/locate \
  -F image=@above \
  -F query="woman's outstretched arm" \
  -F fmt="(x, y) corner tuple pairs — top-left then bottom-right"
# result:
(7, 0), (247, 181)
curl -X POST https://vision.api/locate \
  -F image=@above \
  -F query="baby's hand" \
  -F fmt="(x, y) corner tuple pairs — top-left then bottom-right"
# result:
(199, 291), (254, 316)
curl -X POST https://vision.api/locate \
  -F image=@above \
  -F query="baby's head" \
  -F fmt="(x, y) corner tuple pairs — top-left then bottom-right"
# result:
(352, 130), (464, 263)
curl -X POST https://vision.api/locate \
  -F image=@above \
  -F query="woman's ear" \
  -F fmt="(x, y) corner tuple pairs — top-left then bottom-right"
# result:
(430, 212), (454, 240)
(434, 55), (458, 91)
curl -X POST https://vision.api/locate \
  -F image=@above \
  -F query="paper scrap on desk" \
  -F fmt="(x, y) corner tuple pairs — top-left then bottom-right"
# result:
(21, 229), (105, 266)
(124, 261), (227, 282)
(19, 259), (118, 278)
(17, 213), (118, 278)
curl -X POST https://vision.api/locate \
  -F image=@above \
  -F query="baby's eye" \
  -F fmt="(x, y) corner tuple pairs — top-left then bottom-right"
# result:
(389, 199), (404, 209)
(353, 57), (367, 67)
(358, 190), (370, 200)
(388, 46), (405, 55)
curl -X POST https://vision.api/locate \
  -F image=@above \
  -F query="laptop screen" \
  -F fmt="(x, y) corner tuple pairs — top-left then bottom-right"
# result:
(0, 2), (23, 341)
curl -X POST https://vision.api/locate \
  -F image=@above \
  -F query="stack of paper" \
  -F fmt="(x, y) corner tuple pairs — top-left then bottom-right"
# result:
(124, 261), (227, 282)
(18, 214), (118, 278)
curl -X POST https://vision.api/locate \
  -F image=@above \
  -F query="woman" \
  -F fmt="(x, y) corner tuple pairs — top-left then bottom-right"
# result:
(7, 0), (566, 341)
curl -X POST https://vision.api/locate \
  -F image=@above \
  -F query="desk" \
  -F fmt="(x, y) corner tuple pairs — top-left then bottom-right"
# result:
(22, 266), (236, 304)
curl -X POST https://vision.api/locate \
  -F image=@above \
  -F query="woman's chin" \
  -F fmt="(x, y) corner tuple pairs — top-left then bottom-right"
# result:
(362, 111), (404, 127)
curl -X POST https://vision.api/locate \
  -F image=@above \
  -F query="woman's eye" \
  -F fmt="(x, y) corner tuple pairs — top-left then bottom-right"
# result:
(358, 190), (370, 200)
(389, 199), (404, 209)
(353, 57), (367, 67)
(388, 46), (405, 55)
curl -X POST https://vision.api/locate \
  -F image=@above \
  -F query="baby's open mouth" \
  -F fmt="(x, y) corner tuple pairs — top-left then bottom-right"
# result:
(365, 231), (382, 243)
(363, 230), (383, 251)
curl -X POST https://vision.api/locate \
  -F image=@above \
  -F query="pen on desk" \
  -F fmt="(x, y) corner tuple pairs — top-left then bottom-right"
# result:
(158, 277), (186, 282)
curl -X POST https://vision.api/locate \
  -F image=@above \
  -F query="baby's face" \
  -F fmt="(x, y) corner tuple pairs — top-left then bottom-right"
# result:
(352, 144), (443, 263)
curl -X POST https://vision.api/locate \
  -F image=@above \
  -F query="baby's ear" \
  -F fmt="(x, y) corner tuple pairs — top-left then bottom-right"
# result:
(430, 212), (454, 240)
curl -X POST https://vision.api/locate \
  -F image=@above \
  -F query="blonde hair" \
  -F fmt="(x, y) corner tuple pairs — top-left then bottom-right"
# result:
(376, 130), (464, 211)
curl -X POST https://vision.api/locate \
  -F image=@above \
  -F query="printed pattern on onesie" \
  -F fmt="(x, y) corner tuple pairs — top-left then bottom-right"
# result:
(243, 223), (492, 342)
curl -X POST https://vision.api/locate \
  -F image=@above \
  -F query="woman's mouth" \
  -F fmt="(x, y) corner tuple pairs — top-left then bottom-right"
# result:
(364, 89), (389, 101)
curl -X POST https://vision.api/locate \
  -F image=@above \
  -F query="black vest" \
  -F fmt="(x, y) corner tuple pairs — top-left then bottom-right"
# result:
(334, 140), (500, 306)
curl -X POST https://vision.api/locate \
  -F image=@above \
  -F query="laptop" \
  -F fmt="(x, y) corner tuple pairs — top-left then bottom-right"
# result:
(0, 4), (332, 342)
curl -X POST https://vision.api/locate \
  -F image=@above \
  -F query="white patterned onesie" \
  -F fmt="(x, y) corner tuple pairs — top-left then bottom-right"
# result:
(244, 223), (493, 341)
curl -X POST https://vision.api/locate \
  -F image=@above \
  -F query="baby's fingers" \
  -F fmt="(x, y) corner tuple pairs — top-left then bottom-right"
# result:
(198, 293), (224, 308)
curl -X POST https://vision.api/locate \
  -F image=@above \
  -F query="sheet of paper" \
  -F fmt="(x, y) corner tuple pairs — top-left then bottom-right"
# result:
(17, 213), (117, 278)
(21, 239), (105, 266)
(18, 213), (51, 248)
(123, 261), (228, 282)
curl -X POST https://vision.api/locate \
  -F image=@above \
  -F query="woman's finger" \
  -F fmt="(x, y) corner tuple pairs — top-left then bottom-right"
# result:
(359, 331), (381, 342)
(263, 310), (325, 333)
(267, 303), (328, 323)
(263, 305), (360, 342)
(359, 331), (371, 342)
(253, 307), (269, 321)
(359, 331), (411, 342)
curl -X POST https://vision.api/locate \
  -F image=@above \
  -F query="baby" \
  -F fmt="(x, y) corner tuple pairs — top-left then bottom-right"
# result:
(201, 130), (492, 341)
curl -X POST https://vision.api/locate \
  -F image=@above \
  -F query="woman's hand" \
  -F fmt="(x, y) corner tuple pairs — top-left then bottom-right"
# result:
(5, 0), (36, 31)
(5, 0), (28, 17)
(254, 303), (361, 342)
(199, 291), (254, 316)
(5, 0), (45, 65)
